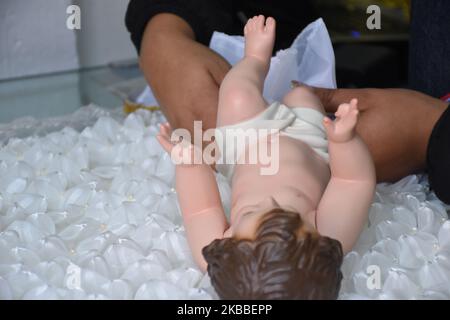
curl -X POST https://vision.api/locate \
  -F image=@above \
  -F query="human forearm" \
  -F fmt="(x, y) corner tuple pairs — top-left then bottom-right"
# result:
(313, 87), (448, 182)
(139, 13), (230, 134)
(139, 14), (195, 124)
(140, 13), (199, 87)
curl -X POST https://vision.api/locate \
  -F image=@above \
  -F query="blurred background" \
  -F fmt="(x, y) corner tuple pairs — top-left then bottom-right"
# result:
(0, 0), (139, 124)
(319, 0), (410, 88)
(0, 0), (410, 124)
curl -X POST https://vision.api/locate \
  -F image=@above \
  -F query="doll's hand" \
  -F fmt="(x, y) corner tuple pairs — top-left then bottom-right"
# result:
(156, 122), (203, 165)
(323, 98), (359, 143)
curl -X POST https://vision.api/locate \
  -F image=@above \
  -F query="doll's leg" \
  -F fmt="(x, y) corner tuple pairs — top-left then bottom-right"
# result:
(217, 16), (276, 127)
(282, 84), (326, 114)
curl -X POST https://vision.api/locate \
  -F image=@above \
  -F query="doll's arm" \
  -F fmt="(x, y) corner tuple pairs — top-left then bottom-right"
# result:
(157, 123), (228, 271)
(176, 164), (228, 271)
(316, 99), (376, 253)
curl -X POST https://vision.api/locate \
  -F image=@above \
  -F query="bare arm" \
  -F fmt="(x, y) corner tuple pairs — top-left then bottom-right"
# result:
(140, 13), (231, 135)
(157, 123), (228, 271)
(312, 86), (447, 182)
(316, 99), (376, 253)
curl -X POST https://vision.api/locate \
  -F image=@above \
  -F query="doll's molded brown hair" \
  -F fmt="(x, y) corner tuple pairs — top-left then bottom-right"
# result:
(202, 209), (343, 299)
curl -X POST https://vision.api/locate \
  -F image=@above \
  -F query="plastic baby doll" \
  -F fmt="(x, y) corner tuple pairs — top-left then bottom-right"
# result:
(157, 16), (376, 299)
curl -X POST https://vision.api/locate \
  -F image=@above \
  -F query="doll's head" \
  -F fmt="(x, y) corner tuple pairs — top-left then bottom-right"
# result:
(202, 208), (343, 299)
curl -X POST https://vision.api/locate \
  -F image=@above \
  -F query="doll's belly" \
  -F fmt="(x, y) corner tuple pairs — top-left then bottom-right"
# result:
(230, 136), (330, 221)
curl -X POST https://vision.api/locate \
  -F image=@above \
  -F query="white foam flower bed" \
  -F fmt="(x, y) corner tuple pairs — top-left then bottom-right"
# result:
(0, 106), (449, 300)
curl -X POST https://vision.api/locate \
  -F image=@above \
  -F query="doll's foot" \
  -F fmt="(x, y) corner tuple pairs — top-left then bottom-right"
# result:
(244, 15), (276, 65)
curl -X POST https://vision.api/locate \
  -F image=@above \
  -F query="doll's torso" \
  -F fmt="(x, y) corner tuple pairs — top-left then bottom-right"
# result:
(230, 134), (331, 226)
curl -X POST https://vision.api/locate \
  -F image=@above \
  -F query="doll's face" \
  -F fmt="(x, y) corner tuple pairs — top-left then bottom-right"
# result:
(231, 197), (315, 239)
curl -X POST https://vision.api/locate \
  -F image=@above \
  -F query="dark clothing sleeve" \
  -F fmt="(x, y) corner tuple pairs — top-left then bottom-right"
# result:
(125, 0), (318, 54)
(409, 0), (450, 98)
(125, 0), (237, 53)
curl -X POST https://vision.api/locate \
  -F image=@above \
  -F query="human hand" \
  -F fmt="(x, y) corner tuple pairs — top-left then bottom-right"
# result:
(140, 14), (231, 137)
(156, 122), (203, 166)
(323, 98), (359, 143)
(311, 86), (447, 182)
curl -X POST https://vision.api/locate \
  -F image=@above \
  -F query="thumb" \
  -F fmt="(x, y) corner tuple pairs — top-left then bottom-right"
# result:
(156, 134), (173, 154)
